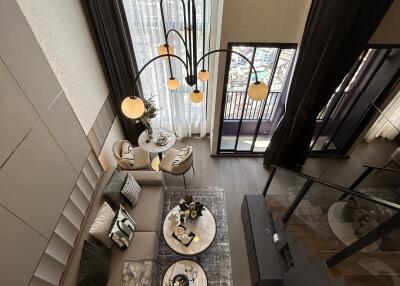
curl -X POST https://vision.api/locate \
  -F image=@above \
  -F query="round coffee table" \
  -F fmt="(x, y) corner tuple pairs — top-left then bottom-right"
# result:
(163, 205), (216, 258)
(137, 127), (176, 170)
(162, 259), (207, 286)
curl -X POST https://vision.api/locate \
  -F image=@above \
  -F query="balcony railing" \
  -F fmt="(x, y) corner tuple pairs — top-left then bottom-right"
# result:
(224, 91), (281, 121)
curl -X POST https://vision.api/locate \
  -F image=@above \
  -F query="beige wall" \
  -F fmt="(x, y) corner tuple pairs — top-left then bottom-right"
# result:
(209, 0), (312, 154)
(370, 0), (400, 44)
(16, 0), (110, 135)
(0, 0), (122, 285)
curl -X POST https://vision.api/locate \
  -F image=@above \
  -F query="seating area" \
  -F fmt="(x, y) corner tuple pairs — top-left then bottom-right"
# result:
(2, 0), (400, 286)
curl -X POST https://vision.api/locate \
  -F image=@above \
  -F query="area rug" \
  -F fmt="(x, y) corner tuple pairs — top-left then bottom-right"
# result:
(157, 187), (233, 286)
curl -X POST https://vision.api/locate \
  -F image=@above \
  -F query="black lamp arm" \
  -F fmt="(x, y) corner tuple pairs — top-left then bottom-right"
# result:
(131, 54), (188, 99)
(166, 29), (191, 62)
(196, 49), (259, 82)
(159, 0), (174, 77)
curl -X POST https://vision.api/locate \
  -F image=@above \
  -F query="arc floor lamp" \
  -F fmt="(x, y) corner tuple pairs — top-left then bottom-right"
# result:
(121, 0), (268, 119)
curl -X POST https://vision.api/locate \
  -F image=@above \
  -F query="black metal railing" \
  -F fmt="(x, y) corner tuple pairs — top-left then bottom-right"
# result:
(224, 91), (281, 121)
(263, 164), (400, 267)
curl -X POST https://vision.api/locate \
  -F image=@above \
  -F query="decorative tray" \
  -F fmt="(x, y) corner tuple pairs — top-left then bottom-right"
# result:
(155, 135), (169, 146)
(172, 224), (196, 247)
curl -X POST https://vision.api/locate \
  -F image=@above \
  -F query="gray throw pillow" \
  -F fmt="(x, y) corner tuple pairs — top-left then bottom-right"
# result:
(103, 170), (126, 208)
(89, 202), (115, 247)
(120, 174), (142, 208)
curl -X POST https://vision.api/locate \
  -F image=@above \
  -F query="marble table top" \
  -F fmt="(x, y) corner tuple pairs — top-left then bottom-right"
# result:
(138, 127), (176, 153)
(162, 259), (207, 286)
(163, 205), (216, 256)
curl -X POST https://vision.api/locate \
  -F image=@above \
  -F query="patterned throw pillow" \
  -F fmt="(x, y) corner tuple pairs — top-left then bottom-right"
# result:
(120, 174), (142, 207)
(172, 147), (189, 166)
(103, 170), (126, 208)
(109, 205), (136, 250)
(89, 202), (115, 248)
(121, 142), (135, 167)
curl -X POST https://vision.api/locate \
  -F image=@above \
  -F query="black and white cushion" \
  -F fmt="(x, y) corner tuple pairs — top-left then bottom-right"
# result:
(109, 205), (136, 250)
(120, 174), (142, 207)
(172, 147), (189, 166)
(121, 141), (135, 167)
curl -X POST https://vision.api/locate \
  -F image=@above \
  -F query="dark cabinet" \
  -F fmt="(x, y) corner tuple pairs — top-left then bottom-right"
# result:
(241, 194), (283, 286)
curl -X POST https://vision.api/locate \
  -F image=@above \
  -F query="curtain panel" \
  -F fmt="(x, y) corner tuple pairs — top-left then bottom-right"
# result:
(263, 0), (393, 167)
(365, 89), (400, 141)
(81, 0), (144, 144)
(123, 0), (210, 139)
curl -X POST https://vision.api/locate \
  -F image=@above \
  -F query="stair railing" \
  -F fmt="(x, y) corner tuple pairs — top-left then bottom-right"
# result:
(263, 164), (400, 267)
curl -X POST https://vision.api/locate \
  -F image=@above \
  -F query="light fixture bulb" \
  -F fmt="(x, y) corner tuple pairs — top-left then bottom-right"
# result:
(248, 81), (269, 101)
(121, 97), (145, 119)
(198, 69), (209, 81)
(167, 78), (180, 90)
(158, 44), (175, 59)
(190, 90), (203, 103)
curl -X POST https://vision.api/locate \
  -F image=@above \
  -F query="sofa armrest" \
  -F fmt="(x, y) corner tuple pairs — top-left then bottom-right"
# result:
(122, 171), (165, 187)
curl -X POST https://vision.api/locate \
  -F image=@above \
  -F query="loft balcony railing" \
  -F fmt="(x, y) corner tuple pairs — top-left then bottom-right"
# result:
(224, 91), (281, 121)
(263, 164), (400, 267)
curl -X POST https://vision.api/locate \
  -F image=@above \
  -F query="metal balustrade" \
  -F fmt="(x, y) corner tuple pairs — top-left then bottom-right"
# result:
(224, 91), (281, 121)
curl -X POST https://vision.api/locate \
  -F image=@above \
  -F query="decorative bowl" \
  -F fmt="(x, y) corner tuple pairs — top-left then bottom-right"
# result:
(171, 274), (189, 286)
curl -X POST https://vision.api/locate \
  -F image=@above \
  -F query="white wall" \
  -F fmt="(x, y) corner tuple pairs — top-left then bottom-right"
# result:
(209, 0), (312, 154)
(16, 0), (110, 134)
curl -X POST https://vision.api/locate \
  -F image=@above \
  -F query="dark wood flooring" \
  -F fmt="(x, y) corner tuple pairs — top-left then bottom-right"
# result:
(163, 136), (400, 286)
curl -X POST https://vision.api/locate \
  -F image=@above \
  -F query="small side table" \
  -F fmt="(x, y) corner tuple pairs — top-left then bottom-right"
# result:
(162, 259), (208, 286)
(138, 127), (176, 171)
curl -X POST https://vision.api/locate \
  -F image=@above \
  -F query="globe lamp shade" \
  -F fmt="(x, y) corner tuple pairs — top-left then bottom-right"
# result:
(248, 81), (269, 101)
(167, 78), (180, 90)
(121, 97), (145, 119)
(158, 44), (175, 59)
(198, 69), (209, 82)
(190, 90), (203, 103)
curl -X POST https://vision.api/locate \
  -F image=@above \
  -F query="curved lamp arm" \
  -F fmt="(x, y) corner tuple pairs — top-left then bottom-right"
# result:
(197, 49), (259, 82)
(166, 29), (191, 61)
(131, 54), (188, 98)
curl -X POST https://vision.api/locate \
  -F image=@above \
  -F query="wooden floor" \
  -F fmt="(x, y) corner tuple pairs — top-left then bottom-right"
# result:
(163, 136), (269, 286)
(163, 136), (400, 286)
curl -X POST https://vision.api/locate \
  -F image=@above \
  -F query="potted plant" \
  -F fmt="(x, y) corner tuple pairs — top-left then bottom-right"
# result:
(135, 96), (158, 142)
(179, 195), (205, 222)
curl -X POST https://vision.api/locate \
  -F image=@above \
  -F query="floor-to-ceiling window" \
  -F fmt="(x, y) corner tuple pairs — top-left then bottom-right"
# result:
(218, 43), (297, 154)
(123, 0), (211, 138)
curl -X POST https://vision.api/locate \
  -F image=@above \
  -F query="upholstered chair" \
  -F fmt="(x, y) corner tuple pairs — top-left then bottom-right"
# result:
(159, 146), (194, 188)
(112, 139), (150, 170)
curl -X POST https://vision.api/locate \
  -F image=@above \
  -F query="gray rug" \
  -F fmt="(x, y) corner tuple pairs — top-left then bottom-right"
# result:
(157, 187), (233, 286)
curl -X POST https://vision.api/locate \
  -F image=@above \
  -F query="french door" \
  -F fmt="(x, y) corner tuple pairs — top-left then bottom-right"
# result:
(217, 43), (297, 154)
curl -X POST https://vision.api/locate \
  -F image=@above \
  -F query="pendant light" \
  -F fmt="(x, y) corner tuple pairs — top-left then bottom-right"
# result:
(248, 81), (269, 101)
(121, 97), (145, 119)
(198, 69), (209, 82)
(190, 90), (203, 103)
(167, 77), (180, 90)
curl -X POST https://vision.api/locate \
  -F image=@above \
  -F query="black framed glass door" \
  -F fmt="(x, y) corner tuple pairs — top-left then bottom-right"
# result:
(217, 43), (297, 154)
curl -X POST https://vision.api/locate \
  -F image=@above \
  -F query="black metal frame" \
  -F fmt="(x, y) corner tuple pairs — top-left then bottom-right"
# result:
(128, 0), (262, 100)
(217, 42), (297, 155)
(310, 45), (400, 156)
(263, 164), (400, 267)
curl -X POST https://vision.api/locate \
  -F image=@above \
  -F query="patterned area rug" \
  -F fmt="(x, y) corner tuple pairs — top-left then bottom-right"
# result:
(157, 187), (233, 286)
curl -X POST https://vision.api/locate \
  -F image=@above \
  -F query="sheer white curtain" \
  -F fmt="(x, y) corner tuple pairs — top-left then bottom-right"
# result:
(123, 0), (210, 138)
(365, 89), (400, 141)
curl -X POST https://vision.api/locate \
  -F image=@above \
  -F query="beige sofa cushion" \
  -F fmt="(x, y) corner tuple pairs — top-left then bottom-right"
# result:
(128, 186), (164, 234)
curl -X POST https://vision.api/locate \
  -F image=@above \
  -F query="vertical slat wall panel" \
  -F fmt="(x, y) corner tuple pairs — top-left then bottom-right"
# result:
(30, 151), (102, 286)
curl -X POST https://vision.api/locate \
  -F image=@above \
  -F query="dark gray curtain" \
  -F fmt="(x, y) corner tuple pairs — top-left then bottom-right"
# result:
(81, 0), (144, 144)
(263, 0), (393, 167)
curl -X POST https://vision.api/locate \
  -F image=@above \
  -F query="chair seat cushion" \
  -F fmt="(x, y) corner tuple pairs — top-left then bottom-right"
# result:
(127, 186), (164, 234)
